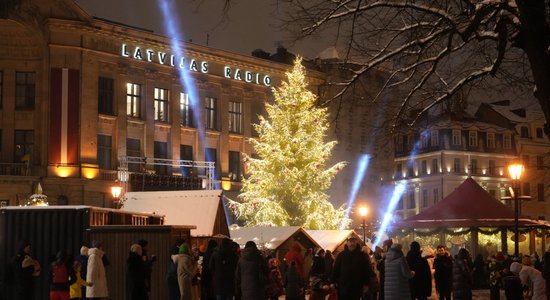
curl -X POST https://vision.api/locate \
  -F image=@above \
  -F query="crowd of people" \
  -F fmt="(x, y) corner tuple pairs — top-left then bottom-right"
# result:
(5, 236), (550, 300)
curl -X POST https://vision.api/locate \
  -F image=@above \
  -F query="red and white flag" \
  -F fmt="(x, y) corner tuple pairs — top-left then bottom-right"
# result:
(49, 68), (79, 165)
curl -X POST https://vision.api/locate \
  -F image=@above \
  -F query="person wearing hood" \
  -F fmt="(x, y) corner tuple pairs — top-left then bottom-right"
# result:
(406, 241), (432, 300)
(236, 241), (269, 300)
(172, 243), (198, 300)
(510, 261), (547, 300)
(209, 238), (238, 300)
(126, 244), (147, 300)
(452, 248), (473, 300)
(330, 236), (374, 300)
(86, 241), (108, 299)
(384, 243), (414, 300)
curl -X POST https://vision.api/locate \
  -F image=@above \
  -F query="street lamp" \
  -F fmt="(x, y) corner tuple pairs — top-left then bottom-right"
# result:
(508, 162), (524, 258)
(111, 180), (123, 209)
(359, 206), (369, 243)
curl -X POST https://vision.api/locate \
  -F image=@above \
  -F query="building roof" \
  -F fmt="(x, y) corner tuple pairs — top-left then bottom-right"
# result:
(397, 178), (543, 228)
(486, 102), (545, 124)
(122, 190), (225, 236)
(229, 226), (320, 250)
(305, 229), (360, 252)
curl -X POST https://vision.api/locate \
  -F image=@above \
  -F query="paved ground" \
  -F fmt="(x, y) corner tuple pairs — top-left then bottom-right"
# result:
(281, 289), (506, 299)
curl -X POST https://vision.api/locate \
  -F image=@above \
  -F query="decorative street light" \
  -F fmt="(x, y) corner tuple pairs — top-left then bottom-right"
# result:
(111, 180), (123, 209)
(508, 162), (524, 258)
(359, 206), (369, 243)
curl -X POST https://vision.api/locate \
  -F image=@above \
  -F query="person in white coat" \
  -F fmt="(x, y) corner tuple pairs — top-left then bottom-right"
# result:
(172, 243), (198, 300)
(510, 261), (547, 300)
(86, 242), (108, 299)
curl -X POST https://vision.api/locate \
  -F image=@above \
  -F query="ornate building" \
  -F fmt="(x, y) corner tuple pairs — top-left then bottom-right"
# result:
(0, 0), (325, 206)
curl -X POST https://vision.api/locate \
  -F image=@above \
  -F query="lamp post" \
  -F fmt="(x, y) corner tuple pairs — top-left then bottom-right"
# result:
(359, 206), (369, 243)
(508, 162), (523, 258)
(111, 180), (123, 209)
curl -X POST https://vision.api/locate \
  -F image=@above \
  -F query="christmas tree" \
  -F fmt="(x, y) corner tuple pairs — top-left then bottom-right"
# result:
(229, 58), (349, 229)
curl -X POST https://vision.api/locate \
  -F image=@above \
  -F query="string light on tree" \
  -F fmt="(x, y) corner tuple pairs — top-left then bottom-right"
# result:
(229, 58), (349, 229)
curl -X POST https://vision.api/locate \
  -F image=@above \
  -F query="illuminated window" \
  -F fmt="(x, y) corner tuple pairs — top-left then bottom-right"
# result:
(503, 134), (511, 149)
(228, 101), (242, 134)
(487, 133), (495, 148)
(97, 135), (112, 170)
(14, 130), (33, 163)
(228, 151), (241, 181)
(15, 72), (35, 109)
(469, 131), (477, 147)
(452, 130), (461, 145)
(154, 88), (169, 122)
(204, 97), (218, 130)
(98, 77), (114, 115)
(180, 92), (194, 127)
(126, 83), (141, 118)
(431, 130), (439, 147)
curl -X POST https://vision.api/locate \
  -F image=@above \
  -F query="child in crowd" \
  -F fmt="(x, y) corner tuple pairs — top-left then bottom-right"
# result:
(70, 261), (92, 300)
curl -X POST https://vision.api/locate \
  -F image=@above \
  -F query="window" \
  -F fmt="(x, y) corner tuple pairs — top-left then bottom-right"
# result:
(453, 158), (461, 173)
(180, 144), (193, 176)
(14, 130), (33, 163)
(537, 156), (544, 170)
(395, 163), (402, 178)
(432, 159), (439, 174)
(250, 102), (263, 137)
(98, 77), (114, 115)
(395, 136), (403, 152)
(408, 191), (416, 209)
(205, 147), (219, 178)
(431, 130), (439, 146)
(97, 135), (112, 170)
(229, 151), (241, 181)
(520, 126), (529, 138)
(15, 72), (35, 109)
(522, 155), (530, 167)
(452, 130), (461, 145)
(421, 160), (427, 175)
(180, 92), (194, 127)
(422, 189), (428, 208)
(228, 101), (242, 134)
(154, 88), (169, 122)
(469, 131), (477, 147)
(126, 138), (141, 172)
(471, 159), (478, 175)
(433, 188), (439, 203)
(397, 196), (404, 210)
(205, 97), (218, 130)
(523, 182), (531, 196)
(407, 163), (414, 177)
(154, 141), (168, 175)
(536, 128), (544, 139)
(420, 133), (428, 148)
(503, 134), (511, 149)
(538, 183), (545, 202)
(126, 83), (141, 118)
(489, 160), (495, 175)
(487, 133), (495, 148)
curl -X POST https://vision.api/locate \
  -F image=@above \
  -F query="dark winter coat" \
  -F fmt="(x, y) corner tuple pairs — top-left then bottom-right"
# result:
(434, 252), (453, 292)
(236, 246), (269, 300)
(126, 251), (147, 300)
(285, 263), (303, 299)
(330, 245), (372, 299)
(310, 255), (326, 278)
(406, 247), (432, 298)
(209, 240), (239, 297)
(502, 272), (523, 300)
(543, 251), (550, 299)
(324, 252), (334, 280)
(452, 250), (473, 300)
(11, 250), (38, 300)
(201, 240), (218, 300)
(384, 246), (414, 300)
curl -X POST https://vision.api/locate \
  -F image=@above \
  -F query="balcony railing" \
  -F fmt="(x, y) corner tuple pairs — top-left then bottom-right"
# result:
(0, 163), (30, 176)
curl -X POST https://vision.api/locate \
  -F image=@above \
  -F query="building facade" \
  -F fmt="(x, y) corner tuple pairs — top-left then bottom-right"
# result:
(0, 0), (324, 206)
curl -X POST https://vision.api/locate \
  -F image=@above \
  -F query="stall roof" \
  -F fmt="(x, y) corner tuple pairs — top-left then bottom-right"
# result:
(397, 178), (544, 228)
(122, 190), (225, 236)
(229, 226), (319, 250)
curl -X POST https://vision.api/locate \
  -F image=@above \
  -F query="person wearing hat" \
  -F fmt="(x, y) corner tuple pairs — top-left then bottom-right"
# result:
(510, 261), (546, 300)
(330, 236), (374, 300)
(236, 241), (269, 300)
(172, 243), (198, 300)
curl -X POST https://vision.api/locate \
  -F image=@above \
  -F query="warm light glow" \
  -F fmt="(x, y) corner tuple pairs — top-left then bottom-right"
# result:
(111, 183), (123, 199)
(81, 163), (99, 179)
(508, 163), (524, 180)
(53, 165), (79, 178)
(221, 176), (231, 191)
(359, 206), (369, 217)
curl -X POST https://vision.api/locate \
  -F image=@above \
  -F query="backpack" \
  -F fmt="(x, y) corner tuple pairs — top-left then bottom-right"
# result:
(52, 263), (68, 284)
